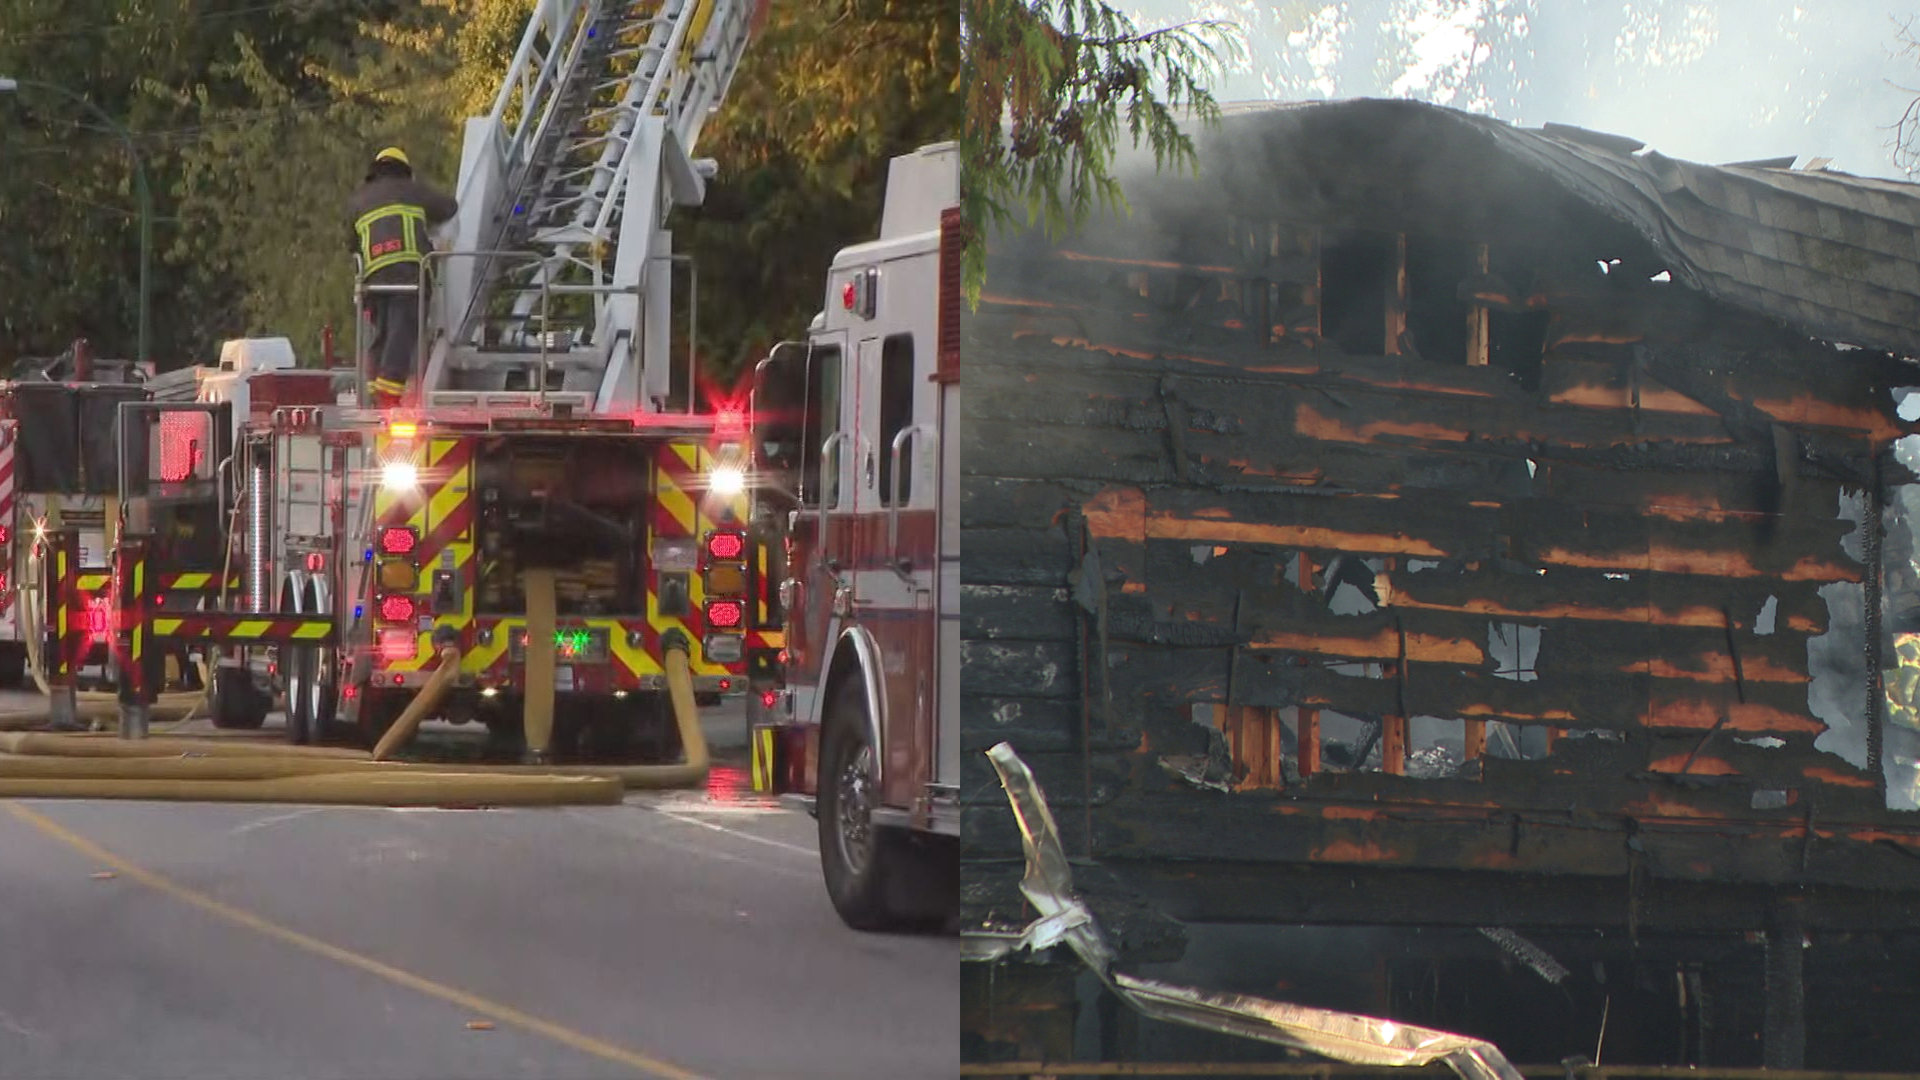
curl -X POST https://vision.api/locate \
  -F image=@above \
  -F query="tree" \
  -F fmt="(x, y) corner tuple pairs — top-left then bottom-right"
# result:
(960, 0), (1238, 302)
(1, 0), (958, 382)
(682, 0), (960, 383)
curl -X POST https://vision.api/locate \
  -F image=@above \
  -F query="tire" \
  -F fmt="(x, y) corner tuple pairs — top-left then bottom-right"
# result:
(354, 688), (408, 749)
(0, 643), (26, 690)
(285, 647), (313, 744)
(209, 666), (267, 730)
(284, 644), (338, 745)
(818, 677), (909, 931)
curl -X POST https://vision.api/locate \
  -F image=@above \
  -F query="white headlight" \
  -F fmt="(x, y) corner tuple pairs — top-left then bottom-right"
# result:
(709, 465), (744, 497)
(381, 461), (418, 490)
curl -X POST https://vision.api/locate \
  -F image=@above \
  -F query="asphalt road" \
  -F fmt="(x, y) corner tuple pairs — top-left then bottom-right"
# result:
(0, 696), (958, 1080)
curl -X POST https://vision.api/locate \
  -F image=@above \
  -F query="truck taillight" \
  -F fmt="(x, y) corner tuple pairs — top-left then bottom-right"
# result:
(377, 594), (415, 623)
(84, 598), (111, 642)
(706, 530), (745, 562)
(379, 526), (417, 556)
(704, 600), (744, 629)
(378, 629), (416, 660)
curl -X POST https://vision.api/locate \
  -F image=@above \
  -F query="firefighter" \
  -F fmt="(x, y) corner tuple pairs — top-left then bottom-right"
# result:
(347, 146), (458, 408)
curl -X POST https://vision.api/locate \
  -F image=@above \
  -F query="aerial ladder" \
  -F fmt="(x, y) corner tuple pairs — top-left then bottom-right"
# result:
(421, 0), (767, 413)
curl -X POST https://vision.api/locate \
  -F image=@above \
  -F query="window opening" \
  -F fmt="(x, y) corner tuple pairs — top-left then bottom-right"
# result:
(877, 334), (915, 506)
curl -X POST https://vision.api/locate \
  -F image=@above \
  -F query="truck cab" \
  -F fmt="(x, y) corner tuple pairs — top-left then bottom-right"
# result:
(751, 141), (960, 930)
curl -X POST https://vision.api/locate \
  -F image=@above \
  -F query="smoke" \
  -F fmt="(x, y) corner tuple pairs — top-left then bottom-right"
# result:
(1128, 0), (1916, 180)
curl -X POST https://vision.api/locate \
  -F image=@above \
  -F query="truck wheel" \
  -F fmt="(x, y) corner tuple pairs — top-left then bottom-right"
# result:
(209, 666), (266, 730)
(818, 677), (913, 931)
(355, 689), (407, 749)
(0, 643), (26, 689)
(285, 648), (313, 744)
(284, 644), (337, 745)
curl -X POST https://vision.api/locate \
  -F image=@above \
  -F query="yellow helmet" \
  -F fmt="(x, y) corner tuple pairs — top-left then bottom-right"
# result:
(373, 146), (411, 170)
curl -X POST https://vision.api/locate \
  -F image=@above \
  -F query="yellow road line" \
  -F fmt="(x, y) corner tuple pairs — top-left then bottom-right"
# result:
(3, 802), (707, 1080)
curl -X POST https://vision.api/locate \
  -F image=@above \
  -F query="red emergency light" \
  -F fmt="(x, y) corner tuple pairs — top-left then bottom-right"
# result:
(0, 525), (12, 545)
(158, 412), (208, 483)
(83, 598), (111, 642)
(378, 526), (417, 556)
(704, 600), (744, 629)
(705, 530), (745, 562)
(777, 648), (788, 665)
(760, 690), (776, 709)
(377, 594), (416, 624)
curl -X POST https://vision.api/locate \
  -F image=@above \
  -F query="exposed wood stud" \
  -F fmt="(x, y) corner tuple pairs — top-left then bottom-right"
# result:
(1467, 242), (1490, 366)
(1382, 715), (1408, 776)
(1299, 707), (1320, 777)
(1385, 232), (1408, 356)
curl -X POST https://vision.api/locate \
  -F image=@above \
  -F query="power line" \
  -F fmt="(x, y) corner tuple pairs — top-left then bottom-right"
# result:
(0, 1), (328, 45)
(2, 77), (425, 155)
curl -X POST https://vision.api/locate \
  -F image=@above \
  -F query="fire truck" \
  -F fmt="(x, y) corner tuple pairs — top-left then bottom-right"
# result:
(749, 142), (960, 929)
(70, 0), (767, 762)
(0, 342), (162, 697)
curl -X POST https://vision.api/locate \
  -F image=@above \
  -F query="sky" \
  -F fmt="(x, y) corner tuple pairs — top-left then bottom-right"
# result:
(1125, 0), (1920, 181)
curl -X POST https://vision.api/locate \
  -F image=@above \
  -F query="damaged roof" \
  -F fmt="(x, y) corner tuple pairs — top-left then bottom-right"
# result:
(1136, 98), (1920, 360)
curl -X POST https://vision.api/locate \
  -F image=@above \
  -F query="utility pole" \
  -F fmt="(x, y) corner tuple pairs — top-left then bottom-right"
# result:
(0, 76), (152, 368)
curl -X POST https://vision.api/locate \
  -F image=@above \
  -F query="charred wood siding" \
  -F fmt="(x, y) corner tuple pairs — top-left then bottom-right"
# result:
(960, 227), (1920, 895)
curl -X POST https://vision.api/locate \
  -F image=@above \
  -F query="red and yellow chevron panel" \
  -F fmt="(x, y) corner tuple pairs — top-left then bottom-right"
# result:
(151, 613), (334, 643)
(154, 571), (243, 593)
(651, 441), (749, 678)
(371, 434), (474, 675)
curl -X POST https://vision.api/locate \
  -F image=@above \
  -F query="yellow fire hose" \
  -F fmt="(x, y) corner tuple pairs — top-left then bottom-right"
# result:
(0, 569), (711, 803)
(371, 646), (464, 762)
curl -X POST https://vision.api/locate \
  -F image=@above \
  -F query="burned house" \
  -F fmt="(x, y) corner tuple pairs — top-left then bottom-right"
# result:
(960, 99), (1920, 1070)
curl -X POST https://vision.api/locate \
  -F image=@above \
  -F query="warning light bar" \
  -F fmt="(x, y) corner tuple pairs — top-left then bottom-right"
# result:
(706, 530), (746, 562)
(388, 420), (419, 440)
(378, 526), (417, 556)
(377, 594), (415, 624)
(704, 600), (744, 629)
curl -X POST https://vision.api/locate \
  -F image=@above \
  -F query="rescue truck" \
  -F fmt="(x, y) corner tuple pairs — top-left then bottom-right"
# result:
(61, 0), (768, 763)
(749, 142), (960, 929)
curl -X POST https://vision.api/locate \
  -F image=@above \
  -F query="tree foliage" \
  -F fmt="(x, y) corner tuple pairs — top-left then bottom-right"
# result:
(960, 0), (1237, 301)
(0, 0), (954, 385)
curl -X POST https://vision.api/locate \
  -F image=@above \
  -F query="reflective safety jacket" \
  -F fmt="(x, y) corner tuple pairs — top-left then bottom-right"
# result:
(345, 176), (459, 286)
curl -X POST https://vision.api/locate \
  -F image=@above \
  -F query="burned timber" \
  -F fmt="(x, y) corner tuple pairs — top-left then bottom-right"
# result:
(960, 99), (1920, 1069)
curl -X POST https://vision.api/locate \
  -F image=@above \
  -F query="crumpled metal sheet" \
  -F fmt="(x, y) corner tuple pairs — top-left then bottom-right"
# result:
(977, 741), (1524, 1080)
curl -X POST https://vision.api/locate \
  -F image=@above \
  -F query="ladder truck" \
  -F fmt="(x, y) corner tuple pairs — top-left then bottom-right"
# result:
(748, 143), (960, 929)
(83, 0), (768, 765)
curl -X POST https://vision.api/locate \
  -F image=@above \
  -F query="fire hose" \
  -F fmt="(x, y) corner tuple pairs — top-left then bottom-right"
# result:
(374, 568), (709, 788)
(0, 571), (710, 804)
